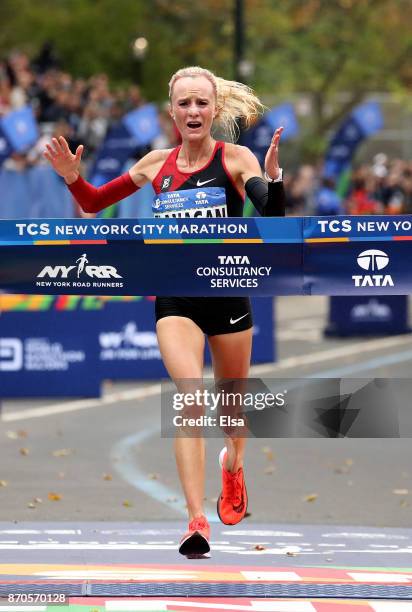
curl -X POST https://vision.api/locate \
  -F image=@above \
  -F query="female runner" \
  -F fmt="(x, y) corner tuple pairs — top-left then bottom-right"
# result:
(44, 66), (285, 556)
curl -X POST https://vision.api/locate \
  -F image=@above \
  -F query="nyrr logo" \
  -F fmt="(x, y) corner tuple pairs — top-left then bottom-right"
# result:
(37, 253), (122, 280)
(352, 249), (394, 287)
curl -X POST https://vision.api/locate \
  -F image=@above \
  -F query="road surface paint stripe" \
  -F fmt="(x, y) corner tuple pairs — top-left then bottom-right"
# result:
(348, 572), (411, 583)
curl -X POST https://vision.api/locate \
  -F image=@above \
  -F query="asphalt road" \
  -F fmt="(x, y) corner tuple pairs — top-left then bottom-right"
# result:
(1, 296), (412, 527)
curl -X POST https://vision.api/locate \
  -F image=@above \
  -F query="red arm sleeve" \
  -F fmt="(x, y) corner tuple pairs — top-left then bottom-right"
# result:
(66, 171), (139, 213)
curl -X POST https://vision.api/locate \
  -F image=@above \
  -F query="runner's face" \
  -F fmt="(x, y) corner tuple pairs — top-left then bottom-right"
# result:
(170, 76), (216, 141)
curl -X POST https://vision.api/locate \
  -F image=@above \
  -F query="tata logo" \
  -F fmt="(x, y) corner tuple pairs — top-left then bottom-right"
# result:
(37, 253), (122, 280)
(357, 249), (389, 272)
(196, 191), (207, 199)
(352, 249), (393, 287)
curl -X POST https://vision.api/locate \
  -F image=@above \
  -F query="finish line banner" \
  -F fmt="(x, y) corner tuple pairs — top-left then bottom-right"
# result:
(0, 216), (411, 296)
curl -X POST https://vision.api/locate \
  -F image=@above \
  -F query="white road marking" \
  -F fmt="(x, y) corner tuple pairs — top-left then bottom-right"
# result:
(3, 334), (412, 422)
(105, 601), (317, 611)
(348, 572), (411, 583)
(369, 603), (412, 611)
(241, 571), (301, 581)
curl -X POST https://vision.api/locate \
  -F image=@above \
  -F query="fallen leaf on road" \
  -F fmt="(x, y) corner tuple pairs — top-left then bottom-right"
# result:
(0, 480), (8, 487)
(261, 446), (274, 462)
(19, 448), (29, 456)
(27, 502), (36, 509)
(122, 500), (133, 507)
(334, 466), (349, 474)
(7, 431), (27, 439)
(264, 466), (275, 475)
(254, 544), (266, 551)
(48, 492), (62, 501)
(286, 551), (298, 556)
(103, 473), (113, 481)
(52, 449), (73, 457)
(148, 473), (159, 480)
(304, 494), (318, 502)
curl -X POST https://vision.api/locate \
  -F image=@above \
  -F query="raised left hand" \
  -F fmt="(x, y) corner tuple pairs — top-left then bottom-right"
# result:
(264, 126), (283, 180)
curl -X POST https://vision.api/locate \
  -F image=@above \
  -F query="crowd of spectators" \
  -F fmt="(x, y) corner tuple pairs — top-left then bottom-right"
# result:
(0, 45), (179, 171)
(1, 46), (412, 218)
(285, 156), (412, 217)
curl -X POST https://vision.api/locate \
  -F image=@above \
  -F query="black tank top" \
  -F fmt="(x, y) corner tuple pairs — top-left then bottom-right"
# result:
(152, 141), (244, 217)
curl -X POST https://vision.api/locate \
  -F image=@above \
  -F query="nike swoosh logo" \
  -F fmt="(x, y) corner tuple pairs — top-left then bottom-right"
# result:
(230, 313), (249, 325)
(196, 178), (216, 186)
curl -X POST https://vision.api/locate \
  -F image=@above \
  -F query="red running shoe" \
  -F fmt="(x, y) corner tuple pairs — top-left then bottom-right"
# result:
(217, 447), (248, 525)
(179, 515), (210, 556)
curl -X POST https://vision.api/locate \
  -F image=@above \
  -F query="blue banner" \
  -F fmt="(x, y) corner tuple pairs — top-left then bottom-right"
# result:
(0, 106), (39, 153)
(0, 125), (13, 165)
(303, 215), (412, 295)
(265, 103), (299, 138)
(0, 311), (100, 397)
(98, 300), (167, 379)
(0, 296), (275, 396)
(325, 296), (410, 336)
(88, 123), (138, 185)
(123, 104), (161, 146)
(241, 103), (298, 166)
(324, 101), (383, 179)
(1, 216), (412, 296)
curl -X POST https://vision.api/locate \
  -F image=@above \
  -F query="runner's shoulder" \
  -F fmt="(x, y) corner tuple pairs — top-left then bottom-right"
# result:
(223, 142), (257, 171)
(224, 142), (254, 162)
(130, 148), (174, 184)
(140, 148), (174, 166)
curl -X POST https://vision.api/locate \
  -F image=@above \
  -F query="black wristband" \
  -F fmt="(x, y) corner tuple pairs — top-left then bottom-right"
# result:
(245, 176), (286, 217)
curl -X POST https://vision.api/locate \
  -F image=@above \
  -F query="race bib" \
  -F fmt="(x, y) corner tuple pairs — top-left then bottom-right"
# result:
(152, 187), (227, 218)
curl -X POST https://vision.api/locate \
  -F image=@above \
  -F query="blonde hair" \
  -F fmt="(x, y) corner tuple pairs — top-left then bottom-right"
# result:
(168, 66), (264, 141)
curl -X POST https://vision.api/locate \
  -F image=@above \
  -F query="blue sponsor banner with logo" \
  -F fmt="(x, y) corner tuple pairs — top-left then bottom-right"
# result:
(303, 215), (412, 295)
(99, 300), (167, 379)
(325, 296), (410, 336)
(101, 298), (274, 380)
(0, 217), (303, 296)
(0, 311), (100, 397)
(0, 297), (274, 397)
(0, 215), (412, 296)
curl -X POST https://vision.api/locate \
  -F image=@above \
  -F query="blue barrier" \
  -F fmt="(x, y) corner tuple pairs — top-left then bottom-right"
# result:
(325, 296), (410, 337)
(0, 311), (100, 397)
(0, 297), (274, 397)
(0, 216), (411, 296)
(0, 167), (75, 219)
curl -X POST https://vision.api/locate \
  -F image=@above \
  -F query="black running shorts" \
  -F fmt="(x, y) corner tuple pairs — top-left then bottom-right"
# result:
(155, 296), (253, 336)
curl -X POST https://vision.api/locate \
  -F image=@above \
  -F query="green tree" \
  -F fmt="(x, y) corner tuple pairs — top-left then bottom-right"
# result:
(1, 0), (411, 156)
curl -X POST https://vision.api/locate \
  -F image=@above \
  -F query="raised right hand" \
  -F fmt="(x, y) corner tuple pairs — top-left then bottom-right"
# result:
(43, 136), (84, 184)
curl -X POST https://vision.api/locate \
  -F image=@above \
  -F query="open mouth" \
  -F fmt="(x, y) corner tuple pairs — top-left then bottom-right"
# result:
(187, 121), (202, 129)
